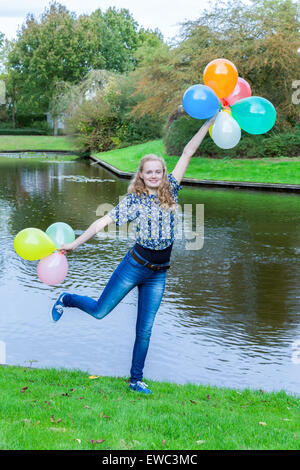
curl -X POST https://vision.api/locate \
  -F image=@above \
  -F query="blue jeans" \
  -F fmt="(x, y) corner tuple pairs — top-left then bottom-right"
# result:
(63, 248), (169, 383)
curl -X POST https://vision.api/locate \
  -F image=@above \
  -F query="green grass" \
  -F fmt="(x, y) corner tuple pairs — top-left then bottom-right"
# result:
(0, 135), (79, 151)
(0, 136), (299, 184)
(0, 154), (81, 165)
(0, 365), (299, 450)
(94, 140), (300, 185)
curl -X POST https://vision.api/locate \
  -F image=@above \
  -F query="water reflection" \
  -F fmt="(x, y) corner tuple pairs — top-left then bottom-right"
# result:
(0, 156), (299, 395)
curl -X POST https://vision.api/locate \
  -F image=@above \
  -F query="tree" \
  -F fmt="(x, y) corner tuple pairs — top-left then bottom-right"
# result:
(7, 2), (86, 118)
(6, 1), (162, 130)
(64, 70), (163, 152)
(130, 0), (300, 127)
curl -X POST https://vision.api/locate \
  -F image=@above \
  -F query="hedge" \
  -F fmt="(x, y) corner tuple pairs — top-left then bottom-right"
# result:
(163, 116), (300, 158)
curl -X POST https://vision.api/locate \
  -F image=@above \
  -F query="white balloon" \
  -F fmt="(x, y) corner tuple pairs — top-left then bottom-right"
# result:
(211, 111), (241, 149)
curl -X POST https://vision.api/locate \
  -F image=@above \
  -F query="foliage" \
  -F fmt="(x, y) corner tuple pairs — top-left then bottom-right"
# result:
(65, 73), (164, 153)
(5, 2), (163, 126)
(131, 0), (300, 128)
(163, 115), (300, 158)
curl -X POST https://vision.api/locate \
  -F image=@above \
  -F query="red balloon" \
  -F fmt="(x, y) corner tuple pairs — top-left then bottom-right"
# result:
(222, 77), (251, 107)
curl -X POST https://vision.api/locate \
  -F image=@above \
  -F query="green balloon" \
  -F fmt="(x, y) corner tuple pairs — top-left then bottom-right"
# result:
(46, 222), (75, 249)
(231, 96), (276, 134)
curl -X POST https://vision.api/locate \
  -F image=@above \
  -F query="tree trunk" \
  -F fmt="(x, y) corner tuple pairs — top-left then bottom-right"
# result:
(11, 104), (16, 129)
(53, 116), (58, 136)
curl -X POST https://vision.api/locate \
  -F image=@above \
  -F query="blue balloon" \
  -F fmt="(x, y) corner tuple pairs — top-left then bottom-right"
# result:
(182, 84), (220, 119)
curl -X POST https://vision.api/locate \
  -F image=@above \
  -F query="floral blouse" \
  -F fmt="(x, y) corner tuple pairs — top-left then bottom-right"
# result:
(107, 172), (183, 250)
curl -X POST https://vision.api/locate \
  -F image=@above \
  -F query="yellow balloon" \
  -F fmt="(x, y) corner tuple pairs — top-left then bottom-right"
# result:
(14, 228), (55, 261)
(223, 107), (232, 116)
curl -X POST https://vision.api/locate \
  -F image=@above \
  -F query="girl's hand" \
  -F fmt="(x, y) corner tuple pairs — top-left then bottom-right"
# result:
(59, 242), (77, 255)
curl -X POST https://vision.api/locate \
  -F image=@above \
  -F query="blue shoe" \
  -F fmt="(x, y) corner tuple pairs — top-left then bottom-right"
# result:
(129, 381), (153, 394)
(51, 292), (68, 322)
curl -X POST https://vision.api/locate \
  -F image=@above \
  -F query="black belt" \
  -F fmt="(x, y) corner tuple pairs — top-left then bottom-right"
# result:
(130, 249), (170, 271)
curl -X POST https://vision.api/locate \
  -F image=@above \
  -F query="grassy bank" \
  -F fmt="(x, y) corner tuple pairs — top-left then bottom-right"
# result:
(0, 135), (79, 152)
(0, 365), (299, 450)
(0, 154), (81, 165)
(0, 136), (299, 185)
(94, 140), (300, 185)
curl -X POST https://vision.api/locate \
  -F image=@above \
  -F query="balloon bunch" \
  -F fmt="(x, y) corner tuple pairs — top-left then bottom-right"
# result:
(182, 58), (276, 149)
(14, 222), (75, 285)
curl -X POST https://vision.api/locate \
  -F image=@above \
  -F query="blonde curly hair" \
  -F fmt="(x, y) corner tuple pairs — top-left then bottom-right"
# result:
(127, 154), (177, 211)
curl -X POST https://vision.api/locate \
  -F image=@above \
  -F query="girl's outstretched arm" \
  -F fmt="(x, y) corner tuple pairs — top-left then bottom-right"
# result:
(172, 113), (218, 185)
(59, 214), (113, 253)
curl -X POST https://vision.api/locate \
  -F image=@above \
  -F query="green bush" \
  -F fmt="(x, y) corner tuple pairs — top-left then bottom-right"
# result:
(115, 115), (163, 148)
(66, 74), (164, 153)
(163, 115), (300, 158)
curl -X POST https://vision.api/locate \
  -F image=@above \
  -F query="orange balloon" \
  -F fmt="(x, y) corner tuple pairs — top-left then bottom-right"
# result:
(203, 59), (238, 99)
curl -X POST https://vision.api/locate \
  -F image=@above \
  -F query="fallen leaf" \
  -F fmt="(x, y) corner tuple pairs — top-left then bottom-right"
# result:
(89, 375), (101, 379)
(50, 415), (55, 423)
(20, 387), (28, 393)
(162, 439), (166, 445)
(207, 395), (211, 400)
(196, 440), (206, 445)
(90, 439), (105, 444)
(190, 400), (197, 405)
(74, 439), (81, 444)
(259, 422), (267, 426)
(49, 427), (66, 432)
(56, 418), (62, 423)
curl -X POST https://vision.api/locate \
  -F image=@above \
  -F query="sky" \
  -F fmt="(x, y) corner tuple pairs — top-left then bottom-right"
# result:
(0, 0), (211, 42)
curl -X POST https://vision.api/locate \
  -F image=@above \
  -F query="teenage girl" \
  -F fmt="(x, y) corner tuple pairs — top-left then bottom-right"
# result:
(51, 115), (216, 394)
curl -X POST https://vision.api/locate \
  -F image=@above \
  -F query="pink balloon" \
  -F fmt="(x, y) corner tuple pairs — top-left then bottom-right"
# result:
(222, 77), (251, 107)
(37, 252), (68, 285)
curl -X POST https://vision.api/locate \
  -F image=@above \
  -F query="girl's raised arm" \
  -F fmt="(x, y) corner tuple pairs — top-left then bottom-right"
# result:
(172, 113), (218, 185)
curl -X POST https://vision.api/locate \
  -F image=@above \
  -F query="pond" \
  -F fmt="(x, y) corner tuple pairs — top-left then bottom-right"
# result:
(1, 154), (299, 395)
